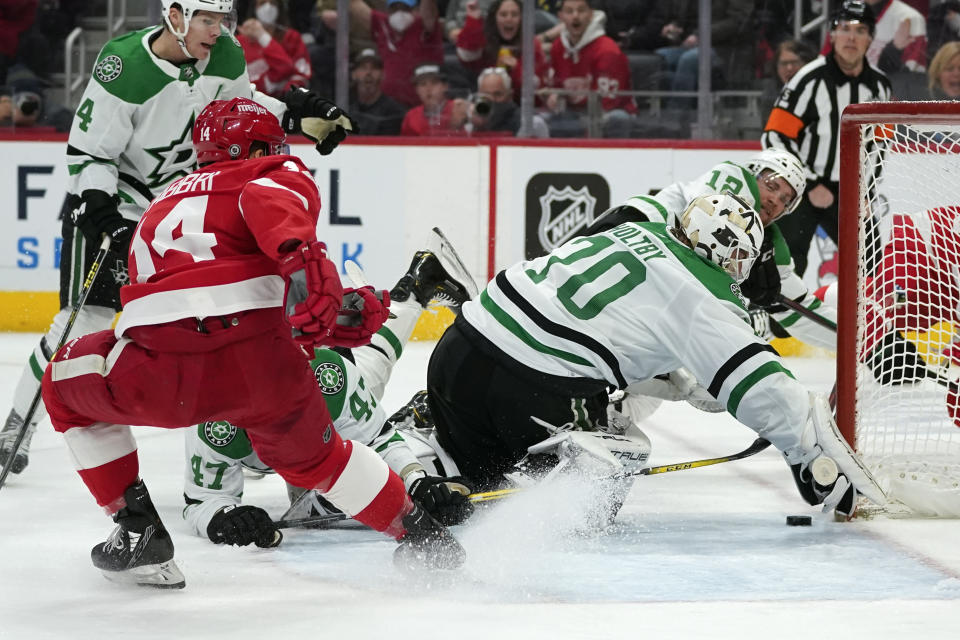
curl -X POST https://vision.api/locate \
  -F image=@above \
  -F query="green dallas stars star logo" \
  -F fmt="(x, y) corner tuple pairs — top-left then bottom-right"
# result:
(315, 362), (345, 395)
(203, 421), (237, 447)
(143, 115), (198, 189)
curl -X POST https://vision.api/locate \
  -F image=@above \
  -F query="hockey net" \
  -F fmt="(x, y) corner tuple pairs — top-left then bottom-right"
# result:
(837, 102), (960, 518)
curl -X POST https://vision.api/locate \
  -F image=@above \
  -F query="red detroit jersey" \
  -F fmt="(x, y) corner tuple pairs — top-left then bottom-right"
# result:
(117, 155), (321, 337)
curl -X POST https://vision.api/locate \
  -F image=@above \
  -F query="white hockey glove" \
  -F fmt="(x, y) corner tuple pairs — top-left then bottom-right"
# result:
(784, 392), (886, 516)
(625, 368), (725, 413)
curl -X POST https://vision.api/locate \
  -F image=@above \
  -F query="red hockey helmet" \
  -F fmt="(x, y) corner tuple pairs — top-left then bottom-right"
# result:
(193, 97), (286, 165)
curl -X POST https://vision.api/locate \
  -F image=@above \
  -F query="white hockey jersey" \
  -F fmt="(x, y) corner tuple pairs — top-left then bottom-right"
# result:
(616, 161), (836, 350)
(67, 25), (285, 219)
(462, 221), (811, 459)
(182, 347), (421, 537)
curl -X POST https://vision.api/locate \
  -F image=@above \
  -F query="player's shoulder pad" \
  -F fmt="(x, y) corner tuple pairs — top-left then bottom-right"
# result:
(91, 27), (174, 103)
(197, 420), (254, 459)
(203, 27), (247, 81)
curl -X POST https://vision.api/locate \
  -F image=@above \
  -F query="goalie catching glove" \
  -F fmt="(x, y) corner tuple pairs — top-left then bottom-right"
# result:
(69, 189), (137, 257)
(738, 234), (781, 308)
(784, 392), (886, 517)
(278, 240), (343, 347)
(282, 87), (356, 156)
(207, 505), (282, 548)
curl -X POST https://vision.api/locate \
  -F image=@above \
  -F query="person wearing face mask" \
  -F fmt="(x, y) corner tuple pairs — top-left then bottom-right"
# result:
(237, 0), (312, 96)
(348, 0), (443, 107)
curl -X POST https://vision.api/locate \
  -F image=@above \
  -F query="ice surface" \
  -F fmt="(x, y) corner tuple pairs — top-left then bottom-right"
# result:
(1, 334), (959, 639)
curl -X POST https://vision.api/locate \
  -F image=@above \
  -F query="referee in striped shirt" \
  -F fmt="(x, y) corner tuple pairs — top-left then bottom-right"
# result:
(762, 0), (891, 276)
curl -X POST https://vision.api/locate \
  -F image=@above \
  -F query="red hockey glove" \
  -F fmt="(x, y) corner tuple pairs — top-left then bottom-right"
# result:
(325, 287), (391, 348)
(278, 241), (343, 346)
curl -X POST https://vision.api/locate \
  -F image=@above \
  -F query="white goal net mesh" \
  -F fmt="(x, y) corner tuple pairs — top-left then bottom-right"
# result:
(847, 113), (960, 517)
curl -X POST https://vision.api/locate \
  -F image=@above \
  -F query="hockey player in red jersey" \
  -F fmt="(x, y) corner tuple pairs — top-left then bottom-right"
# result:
(545, 0), (636, 137)
(40, 97), (465, 588)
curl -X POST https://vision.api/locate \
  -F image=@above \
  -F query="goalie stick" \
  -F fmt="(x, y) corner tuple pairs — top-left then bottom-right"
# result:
(0, 236), (113, 491)
(467, 438), (772, 504)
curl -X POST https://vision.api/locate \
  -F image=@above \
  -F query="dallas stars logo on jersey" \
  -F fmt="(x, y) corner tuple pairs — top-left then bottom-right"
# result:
(203, 421), (237, 447)
(315, 362), (345, 395)
(144, 115), (198, 189)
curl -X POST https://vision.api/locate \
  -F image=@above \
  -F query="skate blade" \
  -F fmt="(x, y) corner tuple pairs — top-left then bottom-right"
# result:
(430, 227), (479, 300)
(99, 560), (186, 589)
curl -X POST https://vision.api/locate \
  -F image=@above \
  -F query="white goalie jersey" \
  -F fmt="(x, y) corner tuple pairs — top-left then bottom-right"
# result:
(614, 161), (835, 350)
(462, 221), (811, 456)
(67, 25), (286, 219)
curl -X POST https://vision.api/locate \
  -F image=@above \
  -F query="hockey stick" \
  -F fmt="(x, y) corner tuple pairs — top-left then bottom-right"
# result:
(275, 512), (349, 530)
(467, 438), (772, 504)
(0, 235), (112, 491)
(776, 294), (837, 331)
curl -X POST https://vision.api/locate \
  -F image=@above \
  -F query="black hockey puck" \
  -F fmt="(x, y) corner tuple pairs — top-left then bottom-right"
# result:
(786, 515), (813, 526)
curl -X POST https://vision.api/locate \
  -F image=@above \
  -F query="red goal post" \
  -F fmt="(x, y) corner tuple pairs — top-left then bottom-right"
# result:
(836, 101), (960, 517)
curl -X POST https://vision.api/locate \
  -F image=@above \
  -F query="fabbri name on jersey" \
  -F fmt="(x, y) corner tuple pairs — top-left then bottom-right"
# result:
(155, 170), (222, 203)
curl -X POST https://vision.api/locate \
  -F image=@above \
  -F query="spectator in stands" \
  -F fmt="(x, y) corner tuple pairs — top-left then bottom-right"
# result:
(544, 0), (636, 138)
(237, 0), (312, 97)
(928, 40), (960, 98)
(653, 0), (755, 100)
(0, 0), (37, 84)
(446, 0), (494, 42)
(927, 2), (960, 63)
(456, 0), (548, 102)
(468, 66), (550, 136)
(349, 0), (444, 107)
(401, 64), (470, 135)
(318, 0), (386, 57)
(761, 39), (817, 122)
(350, 48), (409, 134)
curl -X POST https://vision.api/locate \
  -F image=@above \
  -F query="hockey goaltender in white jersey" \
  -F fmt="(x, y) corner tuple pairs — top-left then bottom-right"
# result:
(427, 194), (886, 517)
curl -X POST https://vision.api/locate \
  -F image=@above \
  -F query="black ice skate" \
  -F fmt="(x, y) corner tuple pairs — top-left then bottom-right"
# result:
(385, 390), (432, 431)
(90, 480), (185, 589)
(393, 501), (466, 571)
(390, 228), (478, 313)
(0, 409), (36, 475)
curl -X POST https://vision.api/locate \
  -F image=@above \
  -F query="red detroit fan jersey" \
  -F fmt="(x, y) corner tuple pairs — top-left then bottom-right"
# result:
(117, 155), (321, 337)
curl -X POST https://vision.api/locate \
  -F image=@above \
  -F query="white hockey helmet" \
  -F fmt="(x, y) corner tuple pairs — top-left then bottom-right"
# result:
(746, 148), (807, 216)
(675, 193), (764, 283)
(161, 1), (234, 40)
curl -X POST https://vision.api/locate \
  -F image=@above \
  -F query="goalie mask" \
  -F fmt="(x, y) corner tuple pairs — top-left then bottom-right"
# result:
(193, 98), (287, 164)
(746, 149), (807, 217)
(674, 193), (763, 283)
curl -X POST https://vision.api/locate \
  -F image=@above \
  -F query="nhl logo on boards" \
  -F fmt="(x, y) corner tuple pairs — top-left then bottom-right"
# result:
(315, 362), (345, 395)
(524, 173), (610, 258)
(95, 55), (123, 83)
(203, 421), (237, 447)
